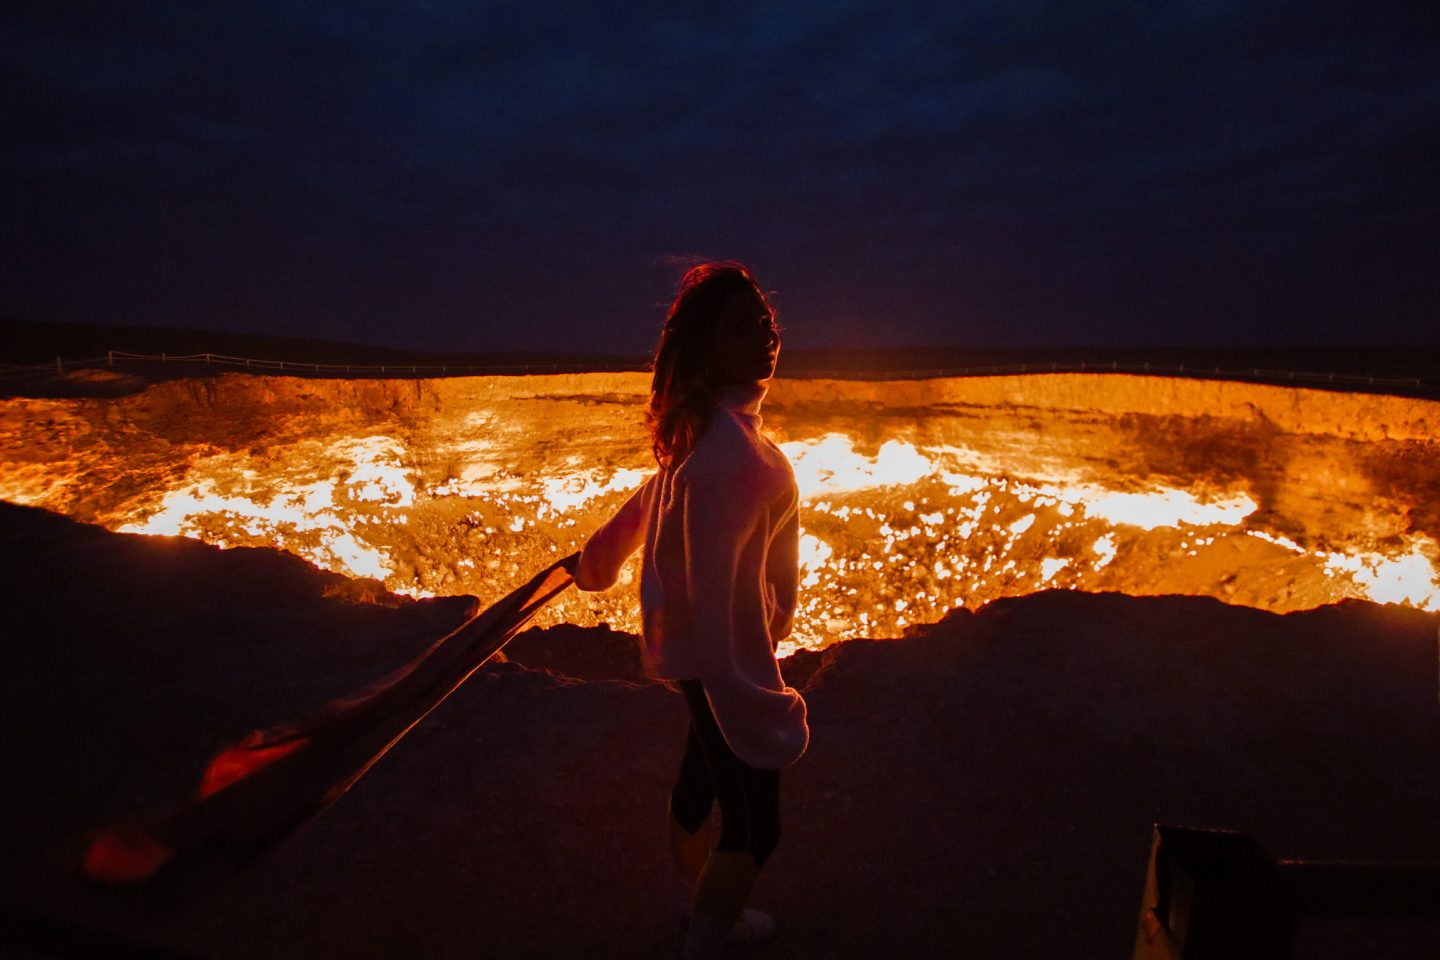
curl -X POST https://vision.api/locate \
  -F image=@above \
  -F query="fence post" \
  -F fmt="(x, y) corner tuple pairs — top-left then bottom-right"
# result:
(1135, 825), (1298, 959)
(107, 351), (113, 367)
(56, 356), (63, 374)
(162, 353), (167, 363)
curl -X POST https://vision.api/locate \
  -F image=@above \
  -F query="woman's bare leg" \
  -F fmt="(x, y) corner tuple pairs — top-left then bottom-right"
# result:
(668, 799), (711, 887)
(683, 849), (762, 957)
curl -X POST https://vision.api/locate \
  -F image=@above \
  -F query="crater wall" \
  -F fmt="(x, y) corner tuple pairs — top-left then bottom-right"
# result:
(3, 371), (1437, 647)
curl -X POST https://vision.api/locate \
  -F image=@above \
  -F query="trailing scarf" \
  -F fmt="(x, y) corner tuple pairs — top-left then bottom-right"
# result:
(82, 553), (578, 885)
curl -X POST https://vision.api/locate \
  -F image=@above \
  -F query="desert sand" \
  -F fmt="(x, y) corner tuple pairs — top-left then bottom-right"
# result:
(2, 500), (1439, 958)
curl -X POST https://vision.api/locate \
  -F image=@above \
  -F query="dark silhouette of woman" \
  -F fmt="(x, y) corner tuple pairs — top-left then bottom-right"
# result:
(571, 262), (807, 957)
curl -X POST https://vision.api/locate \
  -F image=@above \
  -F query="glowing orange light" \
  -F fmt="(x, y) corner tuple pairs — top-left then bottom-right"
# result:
(2, 372), (1437, 648)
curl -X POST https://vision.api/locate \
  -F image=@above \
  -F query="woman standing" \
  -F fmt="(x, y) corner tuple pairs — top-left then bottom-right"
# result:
(570, 262), (807, 957)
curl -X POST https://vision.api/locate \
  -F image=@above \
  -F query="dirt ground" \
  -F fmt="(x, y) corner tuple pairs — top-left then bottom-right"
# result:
(2, 500), (1439, 958)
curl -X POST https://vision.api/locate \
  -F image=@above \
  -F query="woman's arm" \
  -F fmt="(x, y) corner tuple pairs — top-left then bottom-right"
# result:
(574, 474), (657, 591)
(766, 506), (800, 644)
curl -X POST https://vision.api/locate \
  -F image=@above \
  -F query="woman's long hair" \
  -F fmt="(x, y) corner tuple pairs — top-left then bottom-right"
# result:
(646, 262), (772, 469)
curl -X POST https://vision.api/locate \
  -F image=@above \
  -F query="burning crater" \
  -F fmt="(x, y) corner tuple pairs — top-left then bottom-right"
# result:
(3, 371), (1438, 651)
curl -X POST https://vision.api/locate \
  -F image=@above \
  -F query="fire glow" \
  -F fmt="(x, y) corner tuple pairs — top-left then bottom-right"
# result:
(3, 372), (1438, 654)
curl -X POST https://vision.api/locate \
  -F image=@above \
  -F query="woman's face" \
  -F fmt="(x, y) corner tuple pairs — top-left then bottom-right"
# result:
(705, 288), (780, 386)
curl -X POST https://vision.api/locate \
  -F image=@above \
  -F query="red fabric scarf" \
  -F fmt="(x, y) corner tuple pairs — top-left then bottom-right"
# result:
(82, 554), (577, 885)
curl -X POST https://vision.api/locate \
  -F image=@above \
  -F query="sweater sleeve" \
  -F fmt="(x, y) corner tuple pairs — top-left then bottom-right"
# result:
(680, 466), (809, 769)
(574, 473), (656, 592)
(766, 505), (800, 644)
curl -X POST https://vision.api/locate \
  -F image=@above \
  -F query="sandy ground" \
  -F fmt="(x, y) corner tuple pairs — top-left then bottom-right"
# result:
(2, 500), (1439, 958)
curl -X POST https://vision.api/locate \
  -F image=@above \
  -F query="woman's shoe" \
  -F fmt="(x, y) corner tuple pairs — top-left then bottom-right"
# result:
(679, 907), (777, 946)
(727, 907), (776, 946)
(684, 850), (765, 958)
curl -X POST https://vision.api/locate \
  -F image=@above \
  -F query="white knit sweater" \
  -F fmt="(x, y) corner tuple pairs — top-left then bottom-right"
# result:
(574, 381), (809, 769)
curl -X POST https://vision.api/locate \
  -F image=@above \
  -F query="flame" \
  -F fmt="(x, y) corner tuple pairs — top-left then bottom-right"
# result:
(1324, 546), (1440, 610)
(781, 434), (933, 496)
(1039, 557), (1071, 583)
(7, 379), (1438, 648)
(1052, 486), (1258, 530)
(538, 468), (648, 514)
(118, 478), (400, 583)
(115, 436), (414, 587)
(798, 533), (833, 589)
(0, 464), (79, 507)
(1091, 535), (1117, 570)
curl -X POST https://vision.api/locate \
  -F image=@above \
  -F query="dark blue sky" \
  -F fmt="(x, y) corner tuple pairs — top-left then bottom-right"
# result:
(3, 2), (1437, 355)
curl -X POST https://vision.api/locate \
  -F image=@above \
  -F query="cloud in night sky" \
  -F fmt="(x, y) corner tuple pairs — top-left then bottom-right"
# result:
(2, 1), (1437, 354)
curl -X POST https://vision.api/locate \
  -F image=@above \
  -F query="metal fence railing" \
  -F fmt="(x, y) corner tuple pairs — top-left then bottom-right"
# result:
(1135, 824), (1440, 959)
(0, 351), (619, 379)
(2, 350), (1437, 397)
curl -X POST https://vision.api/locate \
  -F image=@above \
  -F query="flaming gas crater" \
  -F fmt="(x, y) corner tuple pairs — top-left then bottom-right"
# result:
(3, 372), (1438, 654)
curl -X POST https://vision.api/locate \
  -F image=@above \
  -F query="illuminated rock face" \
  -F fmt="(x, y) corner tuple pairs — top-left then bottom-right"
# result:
(3, 372), (1438, 651)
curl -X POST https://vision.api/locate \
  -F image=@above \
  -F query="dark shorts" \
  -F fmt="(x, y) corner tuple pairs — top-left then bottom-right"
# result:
(669, 678), (781, 867)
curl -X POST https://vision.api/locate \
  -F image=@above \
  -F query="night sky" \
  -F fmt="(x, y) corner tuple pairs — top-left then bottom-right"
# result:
(3, 2), (1437, 356)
